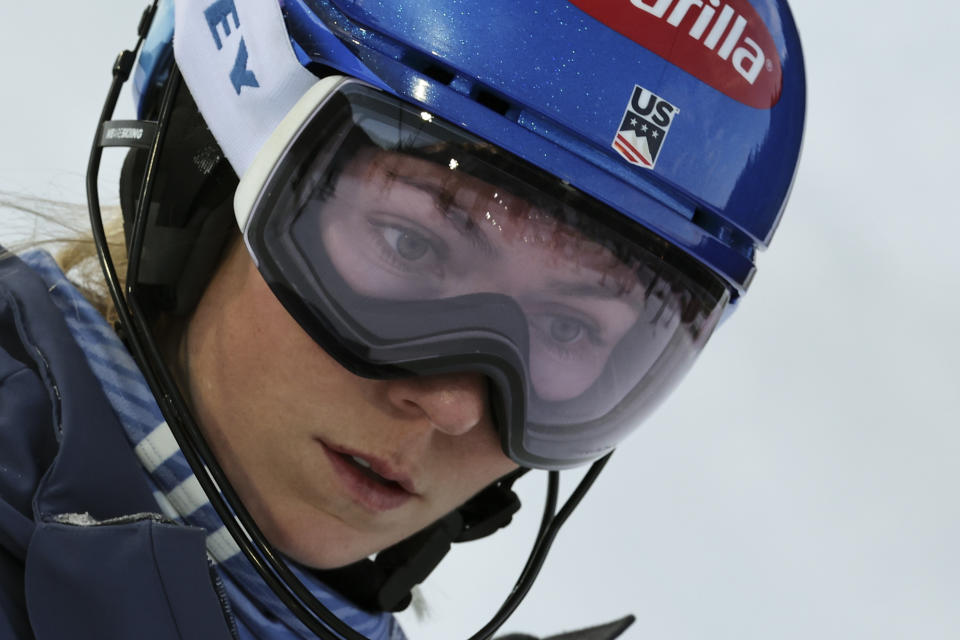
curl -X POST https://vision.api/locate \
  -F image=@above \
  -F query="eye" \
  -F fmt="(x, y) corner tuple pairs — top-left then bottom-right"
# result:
(382, 226), (432, 261)
(529, 311), (599, 350)
(548, 316), (585, 344)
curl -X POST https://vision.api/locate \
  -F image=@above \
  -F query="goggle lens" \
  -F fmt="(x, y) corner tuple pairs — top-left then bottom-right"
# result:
(240, 80), (728, 468)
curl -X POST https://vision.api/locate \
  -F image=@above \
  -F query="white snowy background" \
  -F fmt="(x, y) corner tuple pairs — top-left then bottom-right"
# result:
(2, 1), (958, 639)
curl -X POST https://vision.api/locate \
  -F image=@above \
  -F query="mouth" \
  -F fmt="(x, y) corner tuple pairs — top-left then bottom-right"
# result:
(318, 440), (418, 512)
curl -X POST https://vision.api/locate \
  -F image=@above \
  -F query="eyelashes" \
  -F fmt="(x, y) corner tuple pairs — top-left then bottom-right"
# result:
(527, 311), (605, 361)
(380, 225), (433, 262)
(366, 219), (447, 275)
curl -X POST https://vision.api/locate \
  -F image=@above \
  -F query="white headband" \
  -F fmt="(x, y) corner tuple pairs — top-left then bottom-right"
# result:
(174, 0), (317, 175)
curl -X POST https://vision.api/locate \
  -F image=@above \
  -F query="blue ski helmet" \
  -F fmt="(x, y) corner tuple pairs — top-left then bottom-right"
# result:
(135, 0), (805, 302)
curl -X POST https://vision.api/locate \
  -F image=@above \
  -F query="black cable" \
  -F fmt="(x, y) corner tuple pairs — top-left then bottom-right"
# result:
(469, 455), (611, 640)
(86, 12), (152, 333)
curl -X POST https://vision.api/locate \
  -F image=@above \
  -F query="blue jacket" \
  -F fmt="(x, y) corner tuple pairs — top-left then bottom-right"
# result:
(0, 252), (235, 639)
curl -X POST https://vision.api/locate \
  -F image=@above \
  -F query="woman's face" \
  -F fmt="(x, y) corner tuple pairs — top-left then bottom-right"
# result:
(183, 148), (642, 569)
(184, 237), (518, 568)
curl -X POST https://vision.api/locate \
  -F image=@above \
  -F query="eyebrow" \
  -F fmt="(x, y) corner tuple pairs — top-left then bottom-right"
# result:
(393, 174), (498, 256)
(544, 279), (645, 312)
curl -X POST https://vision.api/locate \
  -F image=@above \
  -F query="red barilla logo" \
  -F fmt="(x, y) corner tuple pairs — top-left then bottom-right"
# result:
(570, 0), (782, 108)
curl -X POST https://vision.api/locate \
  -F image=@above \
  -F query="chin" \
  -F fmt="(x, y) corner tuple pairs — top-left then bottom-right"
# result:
(259, 510), (392, 570)
(284, 539), (374, 570)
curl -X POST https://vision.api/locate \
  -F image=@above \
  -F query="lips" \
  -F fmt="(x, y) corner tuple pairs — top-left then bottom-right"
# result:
(319, 440), (417, 511)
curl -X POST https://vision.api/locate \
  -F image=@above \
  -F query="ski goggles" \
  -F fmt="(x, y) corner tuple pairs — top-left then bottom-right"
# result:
(235, 78), (729, 469)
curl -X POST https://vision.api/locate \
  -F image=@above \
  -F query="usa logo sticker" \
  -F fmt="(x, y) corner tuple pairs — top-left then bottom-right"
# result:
(612, 86), (679, 169)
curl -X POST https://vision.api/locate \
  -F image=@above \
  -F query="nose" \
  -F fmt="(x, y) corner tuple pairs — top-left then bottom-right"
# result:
(384, 372), (489, 436)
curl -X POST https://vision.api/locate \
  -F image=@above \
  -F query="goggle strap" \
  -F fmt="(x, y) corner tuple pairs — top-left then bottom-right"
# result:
(99, 120), (160, 149)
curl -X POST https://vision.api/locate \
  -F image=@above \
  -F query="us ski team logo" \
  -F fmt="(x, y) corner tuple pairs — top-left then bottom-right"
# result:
(612, 86), (679, 169)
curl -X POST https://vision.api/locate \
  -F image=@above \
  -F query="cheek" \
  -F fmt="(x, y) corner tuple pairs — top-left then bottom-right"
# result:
(185, 247), (332, 463)
(236, 264), (335, 381)
(321, 213), (379, 297)
(528, 345), (608, 401)
(436, 420), (518, 499)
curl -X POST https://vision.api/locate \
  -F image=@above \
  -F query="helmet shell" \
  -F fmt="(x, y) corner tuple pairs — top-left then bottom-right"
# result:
(283, 0), (805, 299)
(135, 0), (805, 298)
(282, 0), (805, 298)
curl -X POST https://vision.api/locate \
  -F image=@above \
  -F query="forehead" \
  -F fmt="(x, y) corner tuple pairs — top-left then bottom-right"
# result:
(341, 148), (640, 277)
(349, 147), (530, 208)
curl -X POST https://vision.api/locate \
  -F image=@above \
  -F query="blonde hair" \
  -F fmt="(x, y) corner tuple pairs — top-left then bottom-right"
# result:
(1, 193), (127, 324)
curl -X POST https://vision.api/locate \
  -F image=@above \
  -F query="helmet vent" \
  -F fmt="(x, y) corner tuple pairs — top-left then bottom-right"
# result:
(692, 207), (755, 258)
(472, 89), (512, 116)
(401, 52), (515, 117)
(420, 63), (456, 86)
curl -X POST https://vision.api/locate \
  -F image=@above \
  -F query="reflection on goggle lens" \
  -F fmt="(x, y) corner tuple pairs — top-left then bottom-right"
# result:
(243, 81), (728, 468)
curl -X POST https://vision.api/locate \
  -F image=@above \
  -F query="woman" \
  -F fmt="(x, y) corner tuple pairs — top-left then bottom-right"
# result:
(0, 0), (806, 638)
